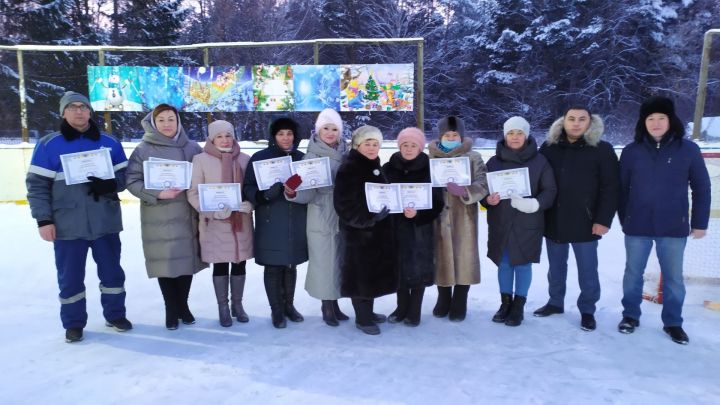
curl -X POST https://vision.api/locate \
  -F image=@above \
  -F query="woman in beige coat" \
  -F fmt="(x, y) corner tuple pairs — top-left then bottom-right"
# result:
(188, 120), (254, 327)
(428, 116), (489, 322)
(126, 104), (207, 330)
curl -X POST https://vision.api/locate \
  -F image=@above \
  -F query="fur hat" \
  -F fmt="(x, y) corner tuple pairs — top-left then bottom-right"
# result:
(436, 116), (466, 139)
(269, 117), (298, 138)
(396, 127), (425, 150)
(503, 116), (530, 137)
(59, 91), (92, 116)
(639, 96), (676, 121)
(351, 125), (383, 149)
(207, 120), (235, 141)
(315, 109), (343, 136)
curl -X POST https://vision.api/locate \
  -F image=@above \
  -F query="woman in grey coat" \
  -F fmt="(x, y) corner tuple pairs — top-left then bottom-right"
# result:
(126, 104), (207, 330)
(286, 109), (350, 327)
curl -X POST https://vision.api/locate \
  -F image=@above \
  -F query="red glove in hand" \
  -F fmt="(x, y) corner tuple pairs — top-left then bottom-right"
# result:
(285, 174), (303, 191)
(446, 182), (469, 198)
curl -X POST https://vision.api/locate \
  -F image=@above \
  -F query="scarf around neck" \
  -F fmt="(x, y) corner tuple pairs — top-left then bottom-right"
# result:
(203, 140), (244, 233)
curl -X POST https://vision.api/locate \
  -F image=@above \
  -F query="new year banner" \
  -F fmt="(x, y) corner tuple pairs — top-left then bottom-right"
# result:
(87, 64), (413, 112)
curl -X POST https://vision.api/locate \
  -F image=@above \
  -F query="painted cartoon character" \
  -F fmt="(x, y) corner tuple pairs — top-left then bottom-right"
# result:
(96, 74), (128, 111)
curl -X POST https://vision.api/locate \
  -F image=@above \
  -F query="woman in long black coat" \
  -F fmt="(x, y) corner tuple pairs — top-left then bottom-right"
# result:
(382, 127), (443, 326)
(482, 117), (556, 326)
(243, 117), (308, 329)
(334, 125), (397, 335)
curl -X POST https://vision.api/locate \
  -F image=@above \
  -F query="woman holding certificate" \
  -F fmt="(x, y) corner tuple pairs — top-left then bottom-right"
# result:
(243, 117), (308, 329)
(334, 125), (397, 335)
(428, 116), (489, 322)
(285, 109), (351, 327)
(482, 117), (557, 326)
(382, 127), (443, 326)
(187, 120), (254, 327)
(126, 104), (206, 330)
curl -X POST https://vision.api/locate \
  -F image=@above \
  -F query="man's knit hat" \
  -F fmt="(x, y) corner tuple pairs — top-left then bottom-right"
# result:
(59, 91), (92, 116)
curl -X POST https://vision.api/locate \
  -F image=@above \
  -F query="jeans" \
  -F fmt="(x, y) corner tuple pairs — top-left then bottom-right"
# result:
(621, 235), (687, 327)
(545, 239), (600, 314)
(497, 251), (532, 297)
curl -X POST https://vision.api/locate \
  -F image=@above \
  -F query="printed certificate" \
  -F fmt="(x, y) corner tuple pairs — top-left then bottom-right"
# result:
(365, 182), (403, 214)
(143, 160), (192, 190)
(429, 157), (472, 187)
(291, 157), (332, 190)
(59, 148), (115, 185)
(252, 156), (292, 190)
(487, 167), (531, 199)
(399, 183), (433, 210)
(198, 183), (242, 212)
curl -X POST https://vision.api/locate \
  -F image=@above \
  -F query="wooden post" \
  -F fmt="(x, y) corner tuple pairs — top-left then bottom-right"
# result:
(693, 30), (716, 140)
(98, 50), (112, 134)
(17, 50), (28, 142)
(416, 40), (424, 130)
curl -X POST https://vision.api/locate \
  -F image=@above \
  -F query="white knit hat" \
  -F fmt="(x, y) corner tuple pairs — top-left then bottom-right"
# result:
(315, 109), (343, 135)
(351, 125), (383, 149)
(207, 120), (235, 141)
(503, 116), (530, 137)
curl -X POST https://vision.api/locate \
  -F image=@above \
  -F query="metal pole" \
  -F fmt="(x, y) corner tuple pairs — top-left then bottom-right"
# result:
(416, 40), (424, 130)
(693, 30), (715, 140)
(17, 50), (28, 142)
(203, 48), (213, 126)
(98, 50), (112, 134)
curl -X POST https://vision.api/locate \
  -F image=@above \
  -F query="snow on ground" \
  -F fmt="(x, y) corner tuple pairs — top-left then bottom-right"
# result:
(1, 203), (719, 404)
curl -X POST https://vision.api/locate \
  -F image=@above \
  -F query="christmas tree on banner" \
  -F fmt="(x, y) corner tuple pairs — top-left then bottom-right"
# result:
(365, 74), (380, 102)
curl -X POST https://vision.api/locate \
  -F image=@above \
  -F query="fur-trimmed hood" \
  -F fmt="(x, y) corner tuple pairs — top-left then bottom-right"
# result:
(545, 114), (605, 147)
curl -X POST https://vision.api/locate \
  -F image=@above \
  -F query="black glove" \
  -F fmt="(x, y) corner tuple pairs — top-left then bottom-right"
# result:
(87, 176), (117, 202)
(261, 182), (284, 202)
(373, 206), (391, 223)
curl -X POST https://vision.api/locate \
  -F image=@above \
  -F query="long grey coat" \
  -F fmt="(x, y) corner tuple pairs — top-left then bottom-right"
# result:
(126, 113), (207, 278)
(287, 134), (348, 300)
(428, 138), (489, 286)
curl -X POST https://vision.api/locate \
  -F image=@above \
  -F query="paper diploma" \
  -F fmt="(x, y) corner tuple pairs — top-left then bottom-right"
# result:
(291, 157), (332, 190)
(399, 183), (433, 210)
(429, 157), (472, 187)
(60, 148), (115, 185)
(486, 167), (531, 199)
(252, 156), (292, 190)
(198, 183), (242, 212)
(365, 182), (403, 214)
(143, 160), (192, 190)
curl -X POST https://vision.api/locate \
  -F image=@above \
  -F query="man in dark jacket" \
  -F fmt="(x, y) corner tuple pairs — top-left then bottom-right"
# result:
(534, 107), (619, 331)
(617, 96), (710, 345)
(26, 91), (132, 343)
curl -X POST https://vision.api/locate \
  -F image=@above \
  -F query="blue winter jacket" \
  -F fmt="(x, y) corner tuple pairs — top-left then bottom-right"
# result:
(619, 135), (710, 237)
(26, 120), (127, 240)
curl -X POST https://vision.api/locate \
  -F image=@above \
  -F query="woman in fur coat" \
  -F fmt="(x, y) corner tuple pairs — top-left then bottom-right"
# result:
(334, 125), (397, 335)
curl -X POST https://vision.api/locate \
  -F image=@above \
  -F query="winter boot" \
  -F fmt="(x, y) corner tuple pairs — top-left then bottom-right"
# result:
(353, 298), (380, 335)
(504, 295), (526, 327)
(388, 288), (410, 323)
(370, 299), (387, 323)
(663, 326), (689, 345)
(176, 275), (196, 325)
(404, 287), (425, 327)
(158, 278), (179, 330)
(65, 328), (83, 343)
(264, 266), (286, 329)
(332, 300), (350, 321)
(533, 303), (564, 317)
(449, 285), (470, 322)
(618, 317), (640, 334)
(321, 300), (339, 327)
(213, 276), (232, 327)
(230, 275), (249, 323)
(283, 267), (304, 322)
(433, 286), (452, 318)
(492, 293), (513, 323)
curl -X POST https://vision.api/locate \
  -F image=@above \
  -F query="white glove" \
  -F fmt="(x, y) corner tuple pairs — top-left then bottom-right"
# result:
(510, 195), (539, 213)
(238, 201), (253, 213)
(213, 206), (232, 220)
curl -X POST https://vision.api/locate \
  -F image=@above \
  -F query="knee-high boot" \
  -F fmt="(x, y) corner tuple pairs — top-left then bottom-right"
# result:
(388, 288), (410, 323)
(230, 275), (249, 323)
(283, 266), (304, 322)
(213, 276), (232, 327)
(264, 266), (286, 328)
(405, 287), (426, 326)
(352, 298), (380, 335)
(158, 278), (179, 330)
(176, 275), (195, 325)
(449, 285), (470, 322)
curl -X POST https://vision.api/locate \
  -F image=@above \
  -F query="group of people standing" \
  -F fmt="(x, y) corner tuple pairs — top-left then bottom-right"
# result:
(27, 91), (710, 345)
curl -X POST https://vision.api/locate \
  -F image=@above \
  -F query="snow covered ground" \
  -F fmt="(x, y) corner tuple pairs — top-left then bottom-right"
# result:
(1, 203), (719, 404)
